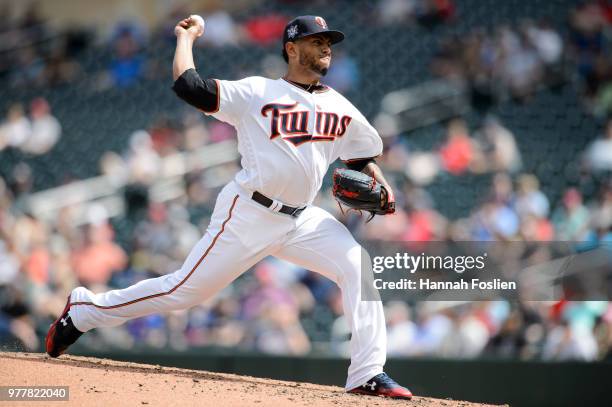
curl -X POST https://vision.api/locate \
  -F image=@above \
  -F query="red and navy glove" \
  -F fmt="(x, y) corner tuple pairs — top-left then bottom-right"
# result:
(333, 168), (395, 221)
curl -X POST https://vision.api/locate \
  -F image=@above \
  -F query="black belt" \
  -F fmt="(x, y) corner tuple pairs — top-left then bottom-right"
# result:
(251, 191), (306, 217)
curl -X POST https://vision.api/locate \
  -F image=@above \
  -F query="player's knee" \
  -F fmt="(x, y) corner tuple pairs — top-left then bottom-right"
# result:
(70, 286), (93, 303)
(338, 245), (367, 284)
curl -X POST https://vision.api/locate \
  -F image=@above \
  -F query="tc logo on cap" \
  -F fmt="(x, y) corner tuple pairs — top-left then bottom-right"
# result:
(287, 24), (299, 39)
(315, 17), (327, 29)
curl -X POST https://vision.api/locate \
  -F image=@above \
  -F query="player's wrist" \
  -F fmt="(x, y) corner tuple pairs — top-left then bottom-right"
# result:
(175, 26), (198, 40)
(176, 31), (196, 42)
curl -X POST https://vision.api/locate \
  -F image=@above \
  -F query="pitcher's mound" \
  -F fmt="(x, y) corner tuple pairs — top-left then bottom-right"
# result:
(0, 352), (504, 406)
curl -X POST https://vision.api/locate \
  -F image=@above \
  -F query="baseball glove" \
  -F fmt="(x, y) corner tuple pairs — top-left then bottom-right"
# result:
(332, 168), (395, 221)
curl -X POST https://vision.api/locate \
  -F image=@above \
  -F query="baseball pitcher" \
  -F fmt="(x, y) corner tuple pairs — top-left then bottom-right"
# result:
(46, 15), (412, 399)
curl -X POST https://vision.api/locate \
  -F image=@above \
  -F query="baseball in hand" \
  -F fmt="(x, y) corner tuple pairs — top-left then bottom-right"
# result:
(189, 14), (205, 36)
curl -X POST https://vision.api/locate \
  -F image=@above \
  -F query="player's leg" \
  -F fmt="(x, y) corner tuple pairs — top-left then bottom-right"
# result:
(273, 206), (386, 391)
(48, 182), (293, 357)
(68, 224), (267, 332)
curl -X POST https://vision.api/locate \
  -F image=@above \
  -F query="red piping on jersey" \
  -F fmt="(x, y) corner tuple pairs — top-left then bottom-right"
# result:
(70, 195), (240, 310)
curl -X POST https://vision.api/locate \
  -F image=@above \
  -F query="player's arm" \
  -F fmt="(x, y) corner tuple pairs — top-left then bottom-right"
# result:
(345, 158), (396, 214)
(172, 17), (199, 80)
(172, 16), (219, 112)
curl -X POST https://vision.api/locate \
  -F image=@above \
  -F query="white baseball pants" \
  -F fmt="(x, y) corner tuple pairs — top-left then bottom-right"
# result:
(68, 180), (386, 390)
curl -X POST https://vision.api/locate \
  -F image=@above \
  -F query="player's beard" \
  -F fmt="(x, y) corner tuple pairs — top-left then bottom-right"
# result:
(300, 52), (329, 76)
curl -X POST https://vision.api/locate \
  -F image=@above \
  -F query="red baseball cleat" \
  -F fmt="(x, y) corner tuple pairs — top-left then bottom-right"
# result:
(348, 372), (413, 400)
(46, 296), (83, 358)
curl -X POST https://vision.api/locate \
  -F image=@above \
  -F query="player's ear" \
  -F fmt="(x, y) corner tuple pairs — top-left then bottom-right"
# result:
(285, 42), (298, 62)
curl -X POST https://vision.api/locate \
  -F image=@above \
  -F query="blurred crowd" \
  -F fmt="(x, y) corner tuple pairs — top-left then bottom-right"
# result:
(367, 115), (612, 244)
(569, 0), (612, 116)
(1, 0), (612, 362)
(431, 19), (564, 105)
(0, 3), (87, 88)
(352, 116), (612, 362)
(375, 0), (455, 27)
(0, 97), (61, 155)
(431, 0), (612, 116)
(2, 109), (611, 360)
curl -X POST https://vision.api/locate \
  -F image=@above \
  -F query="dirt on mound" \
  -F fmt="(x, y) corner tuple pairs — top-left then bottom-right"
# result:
(0, 353), (504, 407)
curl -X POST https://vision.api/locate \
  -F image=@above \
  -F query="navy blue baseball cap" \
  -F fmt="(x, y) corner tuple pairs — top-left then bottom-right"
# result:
(282, 16), (344, 61)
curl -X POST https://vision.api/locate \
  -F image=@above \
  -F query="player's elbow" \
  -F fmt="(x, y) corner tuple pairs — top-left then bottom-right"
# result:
(345, 158), (376, 172)
(172, 69), (219, 112)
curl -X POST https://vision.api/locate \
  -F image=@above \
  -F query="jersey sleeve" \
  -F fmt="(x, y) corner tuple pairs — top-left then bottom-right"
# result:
(339, 110), (383, 162)
(205, 77), (255, 126)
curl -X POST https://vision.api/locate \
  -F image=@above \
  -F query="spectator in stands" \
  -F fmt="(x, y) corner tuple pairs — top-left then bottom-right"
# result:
(182, 112), (210, 151)
(47, 232), (79, 297)
(18, 3), (47, 42)
(515, 174), (550, 220)
(253, 301), (311, 355)
(11, 46), (46, 88)
(148, 117), (180, 157)
(416, 0), (455, 28)
(323, 50), (360, 94)
(6, 163), (33, 210)
(552, 188), (590, 240)
(471, 175), (520, 240)
(568, 1), (611, 109)
(411, 304), (454, 355)
(99, 151), (129, 186)
(11, 211), (47, 265)
(22, 225), (51, 287)
(446, 306), (491, 358)
(361, 180), (436, 242)
(495, 27), (543, 101)
(241, 262), (297, 321)
(568, 2), (607, 79)
(386, 301), (416, 356)
(71, 221), (127, 289)
(126, 130), (162, 184)
(43, 43), (83, 86)
(430, 35), (465, 82)
(439, 118), (474, 175)
(594, 310), (612, 360)
(20, 97), (61, 155)
(198, 8), (240, 48)
(205, 298), (245, 349)
(525, 19), (563, 67)
(584, 117), (612, 172)
(132, 202), (174, 260)
(0, 240), (20, 291)
(470, 119), (519, 174)
(594, 66), (612, 115)
(520, 211), (549, 241)
(0, 285), (39, 351)
(484, 308), (528, 359)
(376, 0), (417, 25)
(243, 13), (288, 46)
(584, 182), (612, 244)
(109, 26), (145, 87)
(241, 262), (311, 355)
(403, 150), (440, 185)
(543, 320), (598, 361)
(0, 104), (31, 151)
(399, 184), (446, 242)
(432, 20), (562, 107)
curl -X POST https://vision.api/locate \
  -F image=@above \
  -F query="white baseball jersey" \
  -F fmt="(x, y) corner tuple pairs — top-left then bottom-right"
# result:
(67, 75), (388, 392)
(206, 77), (383, 207)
